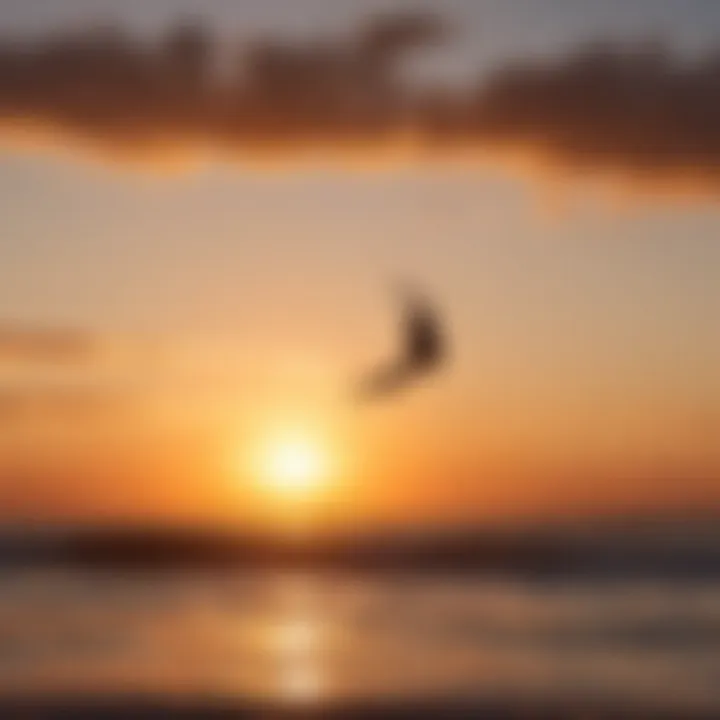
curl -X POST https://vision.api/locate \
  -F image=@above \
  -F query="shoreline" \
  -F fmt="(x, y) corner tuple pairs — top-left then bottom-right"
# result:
(0, 696), (716, 720)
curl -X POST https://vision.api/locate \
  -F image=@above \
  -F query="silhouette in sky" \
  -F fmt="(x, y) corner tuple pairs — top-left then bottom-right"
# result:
(357, 286), (446, 400)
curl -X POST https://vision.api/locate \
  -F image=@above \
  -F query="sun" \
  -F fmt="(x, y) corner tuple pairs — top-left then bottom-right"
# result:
(259, 436), (329, 496)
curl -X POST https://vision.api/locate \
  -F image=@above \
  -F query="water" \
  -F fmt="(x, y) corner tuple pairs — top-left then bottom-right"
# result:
(0, 568), (719, 713)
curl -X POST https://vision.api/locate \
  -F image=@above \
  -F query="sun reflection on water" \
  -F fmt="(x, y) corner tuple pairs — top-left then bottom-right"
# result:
(269, 576), (325, 704)
(281, 660), (323, 703)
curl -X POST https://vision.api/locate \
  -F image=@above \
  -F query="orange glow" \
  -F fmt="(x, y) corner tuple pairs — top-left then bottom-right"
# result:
(259, 435), (329, 496)
(235, 419), (345, 522)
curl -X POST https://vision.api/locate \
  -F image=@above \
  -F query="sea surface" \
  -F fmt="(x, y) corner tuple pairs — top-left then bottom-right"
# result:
(0, 566), (719, 714)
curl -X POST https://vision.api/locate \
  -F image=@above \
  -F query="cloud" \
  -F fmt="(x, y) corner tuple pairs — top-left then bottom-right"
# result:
(0, 322), (137, 423)
(0, 327), (151, 427)
(0, 386), (122, 424)
(0, 14), (443, 156)
(0, 324), (97, 364)
(1, 14), (720, 190)
(463, 42), (720, 189)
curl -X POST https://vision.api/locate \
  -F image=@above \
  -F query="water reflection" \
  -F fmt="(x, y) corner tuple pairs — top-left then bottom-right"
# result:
(281, 660), (323, 703)
(2, 569), (720, 712)
(267, 575), (325, 703)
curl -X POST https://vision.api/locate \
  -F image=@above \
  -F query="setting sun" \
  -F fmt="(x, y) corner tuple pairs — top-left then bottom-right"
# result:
(260, 436), (329, 496)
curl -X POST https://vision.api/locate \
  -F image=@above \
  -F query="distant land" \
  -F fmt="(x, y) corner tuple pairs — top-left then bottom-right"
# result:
(1, 518), (719, 578)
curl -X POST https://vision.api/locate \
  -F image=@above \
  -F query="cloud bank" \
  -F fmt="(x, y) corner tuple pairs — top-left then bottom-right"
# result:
(1, 13), (720, 188)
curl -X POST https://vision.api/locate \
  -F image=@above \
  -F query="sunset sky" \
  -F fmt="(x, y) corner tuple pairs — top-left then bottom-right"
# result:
(0, 0), (718, 532)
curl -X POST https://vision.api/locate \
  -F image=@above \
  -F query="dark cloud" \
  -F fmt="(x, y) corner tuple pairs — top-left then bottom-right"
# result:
(0, 324), (97, 364)
(463, 42), (720, 186)
(0, 13), (444, 152)
(1, 14), (720, 189)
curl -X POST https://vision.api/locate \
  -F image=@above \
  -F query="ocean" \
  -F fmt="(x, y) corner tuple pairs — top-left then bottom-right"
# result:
(1, 563), (719, 717)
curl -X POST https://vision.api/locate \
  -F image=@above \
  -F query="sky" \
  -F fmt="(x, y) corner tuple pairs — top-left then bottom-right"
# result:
(0, 0), (718, 532)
